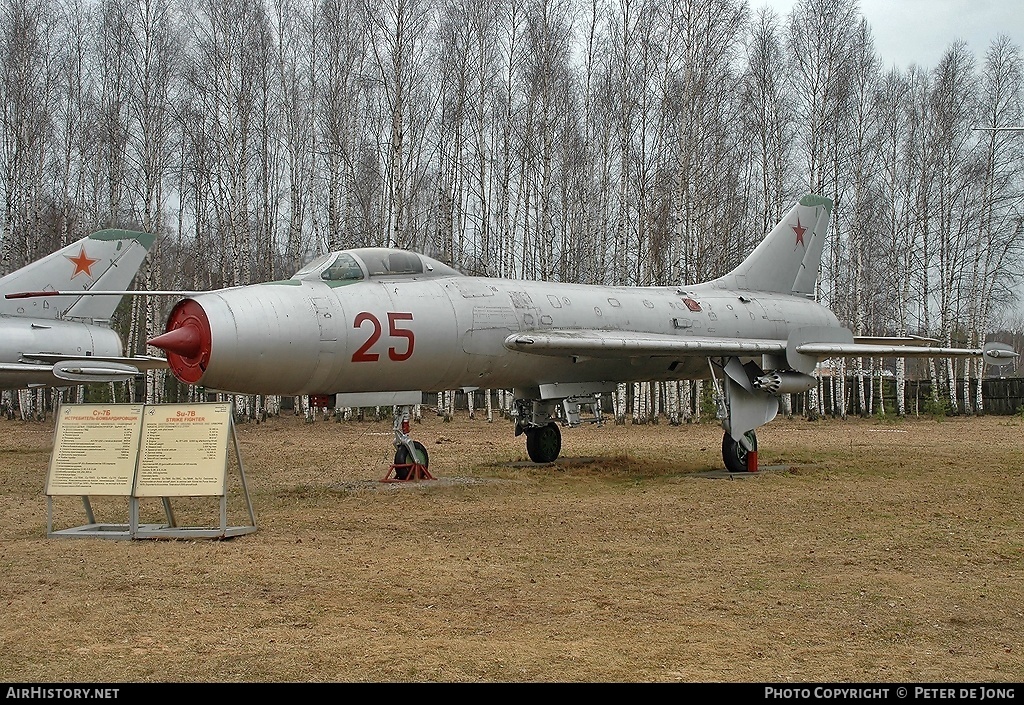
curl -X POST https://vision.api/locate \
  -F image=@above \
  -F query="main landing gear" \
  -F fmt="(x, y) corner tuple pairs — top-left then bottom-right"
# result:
(513, 396), (590, 463)
(510, 381), (766, 472)
(709, 357), (771, 473)
(382, 405), (433, 482)
(525, 422), (561, 463)
(514, 398), (565, 463)
(721, 430), (757, 473)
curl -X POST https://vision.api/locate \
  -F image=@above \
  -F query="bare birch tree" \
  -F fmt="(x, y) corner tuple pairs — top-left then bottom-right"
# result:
(786, 0), (857, 418)
(364, 0), (436, 250)
(928, 42), (979, 413)
(839, 17), (882, 415)
(875, 66), (920, 415)
(740, 5), (798, 236)
(0, 0), (62, 262)
(969, 36), (1024, 412)
(115, 0), (181, 402)
(315, 0), (371, 252)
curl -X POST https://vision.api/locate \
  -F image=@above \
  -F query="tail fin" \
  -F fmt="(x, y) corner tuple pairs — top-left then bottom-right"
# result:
(711, 194), (833, 296)
(0, 229), (155, 322)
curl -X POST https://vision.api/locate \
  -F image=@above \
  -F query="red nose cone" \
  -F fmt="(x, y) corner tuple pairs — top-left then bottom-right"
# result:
(148, 326), (201, 358)
(148, 299), (212, 384)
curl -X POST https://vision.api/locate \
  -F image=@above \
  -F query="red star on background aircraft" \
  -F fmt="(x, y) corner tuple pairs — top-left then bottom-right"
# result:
(66, 246), (99, 278)
(792, 217), (806, 247)
(0, 229), (167, 390)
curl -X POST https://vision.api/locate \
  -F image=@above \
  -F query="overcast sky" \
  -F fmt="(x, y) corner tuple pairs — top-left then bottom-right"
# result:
(757, 0), (1024, 71)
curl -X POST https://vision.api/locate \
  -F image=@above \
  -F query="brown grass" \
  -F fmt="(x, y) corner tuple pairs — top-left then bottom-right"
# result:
(0, 410), (1022, 683)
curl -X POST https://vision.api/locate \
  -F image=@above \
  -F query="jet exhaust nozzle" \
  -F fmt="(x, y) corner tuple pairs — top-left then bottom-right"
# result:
(752, 371), (816, 395)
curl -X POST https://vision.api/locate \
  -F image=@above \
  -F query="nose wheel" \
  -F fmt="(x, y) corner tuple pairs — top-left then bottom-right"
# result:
(391, 440), (431, 481)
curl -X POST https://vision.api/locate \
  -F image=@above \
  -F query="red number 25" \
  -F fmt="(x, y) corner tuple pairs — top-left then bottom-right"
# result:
(351, 311), (415, 362)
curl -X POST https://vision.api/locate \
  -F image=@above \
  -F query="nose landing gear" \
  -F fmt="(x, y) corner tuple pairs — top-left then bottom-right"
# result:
(381, 405), (434, 482)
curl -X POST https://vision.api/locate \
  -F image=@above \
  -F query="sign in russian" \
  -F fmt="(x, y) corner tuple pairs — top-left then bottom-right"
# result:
(134, 403), (232, 497)
(46, 404), (145, 496)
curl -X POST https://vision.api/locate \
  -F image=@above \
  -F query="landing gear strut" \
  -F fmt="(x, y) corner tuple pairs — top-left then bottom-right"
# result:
(382, 405), (433, 482)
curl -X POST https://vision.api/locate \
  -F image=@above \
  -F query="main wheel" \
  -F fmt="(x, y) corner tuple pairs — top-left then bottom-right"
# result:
(393, 440), (429, 480)
(722, 430), (757, 473)
(526, 423), (562, 463)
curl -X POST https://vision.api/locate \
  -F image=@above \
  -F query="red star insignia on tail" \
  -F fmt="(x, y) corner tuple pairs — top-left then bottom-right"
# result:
(792, 217), (806, 247)
(66, 246), (99, 278)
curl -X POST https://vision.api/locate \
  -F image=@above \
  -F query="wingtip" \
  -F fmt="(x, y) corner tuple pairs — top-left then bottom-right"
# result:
(983, 341), (1019, 366)
(4, 291), (59, 299)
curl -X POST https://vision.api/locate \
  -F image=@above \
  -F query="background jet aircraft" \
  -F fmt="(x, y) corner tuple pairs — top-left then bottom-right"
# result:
(0, 229), (168, 389)
(145, 194), (1015, 475)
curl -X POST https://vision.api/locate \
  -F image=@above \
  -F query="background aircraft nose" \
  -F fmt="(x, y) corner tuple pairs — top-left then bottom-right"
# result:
(147, 298), (212, 384)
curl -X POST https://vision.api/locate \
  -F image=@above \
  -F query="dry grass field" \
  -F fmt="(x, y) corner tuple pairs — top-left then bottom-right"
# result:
(0, 408), (1021, 683)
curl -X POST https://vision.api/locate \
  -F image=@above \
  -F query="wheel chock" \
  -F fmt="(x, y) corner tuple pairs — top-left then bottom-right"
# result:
(381, 462), (435, 483)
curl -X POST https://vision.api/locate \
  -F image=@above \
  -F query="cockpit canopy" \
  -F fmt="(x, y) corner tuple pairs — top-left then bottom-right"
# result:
(292, 248), (463, 283)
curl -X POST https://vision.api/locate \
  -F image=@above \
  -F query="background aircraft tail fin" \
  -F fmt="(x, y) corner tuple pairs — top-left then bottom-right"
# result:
(0, 229), (155, 322)
(712, 194), (833, 296)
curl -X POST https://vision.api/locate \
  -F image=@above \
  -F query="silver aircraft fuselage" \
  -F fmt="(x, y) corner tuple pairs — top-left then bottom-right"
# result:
(160, 265), (839, 397)
(146, 197), (1018, 472)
